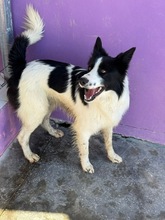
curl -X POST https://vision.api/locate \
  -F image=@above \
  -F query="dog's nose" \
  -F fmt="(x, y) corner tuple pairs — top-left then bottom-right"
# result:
(79, 77), (89, 87)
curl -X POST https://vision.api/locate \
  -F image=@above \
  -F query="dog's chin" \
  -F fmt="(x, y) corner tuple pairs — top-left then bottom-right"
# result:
(83, 86), (105, 102)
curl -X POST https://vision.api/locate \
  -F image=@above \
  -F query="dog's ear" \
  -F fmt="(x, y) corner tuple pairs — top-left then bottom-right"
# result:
(115, 47), (136, 73)
(94, 37), (102, 51)
(92, 37), (108, 58)
(116, 47), (136, 64)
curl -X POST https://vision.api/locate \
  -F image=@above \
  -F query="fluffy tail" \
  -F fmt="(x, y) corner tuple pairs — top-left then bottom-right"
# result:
(22, 4), (44, 45)
(8, 4), (44, 77)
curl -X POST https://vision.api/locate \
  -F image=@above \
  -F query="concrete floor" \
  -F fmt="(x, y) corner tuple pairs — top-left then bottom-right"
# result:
(0, 121), (165, 220)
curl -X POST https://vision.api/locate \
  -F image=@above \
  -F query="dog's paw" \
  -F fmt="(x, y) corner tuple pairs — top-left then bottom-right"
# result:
(82, 162), (94, 174)
(54, 129), (64, 138)
(108, 153), (122, 164)
(26, 153), (40, 163)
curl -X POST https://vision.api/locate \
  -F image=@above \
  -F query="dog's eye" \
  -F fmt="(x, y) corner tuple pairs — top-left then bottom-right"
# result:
(100, 69), (106, 74)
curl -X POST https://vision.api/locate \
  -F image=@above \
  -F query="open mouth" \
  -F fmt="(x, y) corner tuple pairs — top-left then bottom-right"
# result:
(84, 86), (105, 102)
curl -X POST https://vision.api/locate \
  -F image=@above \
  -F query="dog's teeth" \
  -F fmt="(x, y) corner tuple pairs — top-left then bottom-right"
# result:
(96, 87), (101, 94)
(84, 94), (92, 101)
(84, 87), (104, 101)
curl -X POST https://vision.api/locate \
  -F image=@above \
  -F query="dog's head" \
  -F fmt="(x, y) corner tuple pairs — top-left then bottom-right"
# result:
(79, 37), (136, 102)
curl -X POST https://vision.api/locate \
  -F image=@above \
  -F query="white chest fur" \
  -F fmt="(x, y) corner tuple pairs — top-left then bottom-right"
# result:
(72, 76), (130, 134)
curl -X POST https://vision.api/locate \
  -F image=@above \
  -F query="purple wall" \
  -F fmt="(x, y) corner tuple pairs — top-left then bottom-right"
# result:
(0, 51), (2, 70)
(11, 0), (165, 145)
(0, 103), (20, 156)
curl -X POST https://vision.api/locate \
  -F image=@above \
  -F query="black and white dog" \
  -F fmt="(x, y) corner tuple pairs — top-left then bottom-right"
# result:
(7, 5), (135, 173)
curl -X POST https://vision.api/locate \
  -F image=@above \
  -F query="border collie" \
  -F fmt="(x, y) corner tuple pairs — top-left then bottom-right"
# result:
(7, 5), (135, 173)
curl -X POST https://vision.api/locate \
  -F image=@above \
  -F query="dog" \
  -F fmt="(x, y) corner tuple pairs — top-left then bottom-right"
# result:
(7, 5), (135, 173)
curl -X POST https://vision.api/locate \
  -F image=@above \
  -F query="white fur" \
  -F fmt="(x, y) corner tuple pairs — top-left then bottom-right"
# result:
(22, 5), (44, 45)
(14, 6), (130, 173)
(83, 58), (104, 89)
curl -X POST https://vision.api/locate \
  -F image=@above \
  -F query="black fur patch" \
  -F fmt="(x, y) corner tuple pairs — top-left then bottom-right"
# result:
(7, 36), (29, 109)
(98, 56), (125, 97)
(40, 60), (69, 93)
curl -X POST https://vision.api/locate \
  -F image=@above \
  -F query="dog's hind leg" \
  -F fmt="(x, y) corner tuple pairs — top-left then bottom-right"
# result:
(17, 105), (49, 163)
(18, 125), (40, 163)
(102, 127), (122, 163)
(42, 112), (64, 138)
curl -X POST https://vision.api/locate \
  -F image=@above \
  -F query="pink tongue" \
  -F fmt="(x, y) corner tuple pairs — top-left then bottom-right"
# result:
(85, 88), (99, 100)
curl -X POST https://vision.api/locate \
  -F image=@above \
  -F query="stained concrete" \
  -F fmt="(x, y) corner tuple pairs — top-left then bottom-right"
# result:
(0, 121), (165, 220)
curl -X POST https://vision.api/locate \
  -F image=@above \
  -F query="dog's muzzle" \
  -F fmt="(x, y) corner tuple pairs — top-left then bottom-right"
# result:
(79, 77), (105, 102)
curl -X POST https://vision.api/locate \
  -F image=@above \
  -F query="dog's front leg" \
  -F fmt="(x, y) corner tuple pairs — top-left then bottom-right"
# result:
(74, 131), (94, 173)
(102, 127), (122, 163)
